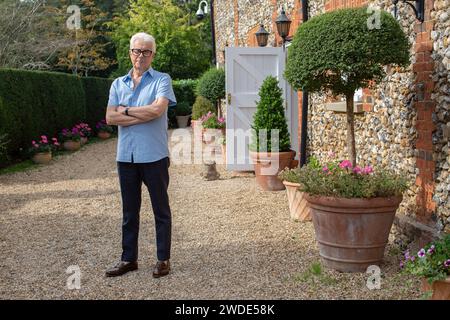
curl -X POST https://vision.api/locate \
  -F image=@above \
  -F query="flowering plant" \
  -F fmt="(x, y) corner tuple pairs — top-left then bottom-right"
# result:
(59, 127), (81, 142)
(200, 112), (225, 129)
(75, 123), (92, 138)
(28, 135), (59, 155)
(401, 234), (450, 284)
(96, 119), (113, 133)
(282, 153), (408, 198)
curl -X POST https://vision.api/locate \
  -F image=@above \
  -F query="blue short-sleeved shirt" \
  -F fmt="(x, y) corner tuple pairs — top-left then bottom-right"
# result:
(107, 68), (176, 163)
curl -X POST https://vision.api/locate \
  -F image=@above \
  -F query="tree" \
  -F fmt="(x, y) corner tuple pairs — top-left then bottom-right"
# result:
(109, 0), (211, 79)
(0, 0), (70, 70)
(57, 0), (115, 76)
(285, 7), (410, 166)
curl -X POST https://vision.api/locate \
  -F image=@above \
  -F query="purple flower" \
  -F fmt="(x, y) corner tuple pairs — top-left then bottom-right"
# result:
(411, 256), (416, 262)
(362, 165), (374, 174)
(339, 160), (353, 169)
(444, 260), (450, 268)
(404, 250), (410, 260)
(353, 166), (362, 174)
(418, 248), (426, 258)
(427, 245), (435, 255)
(399, 261), (404, 269)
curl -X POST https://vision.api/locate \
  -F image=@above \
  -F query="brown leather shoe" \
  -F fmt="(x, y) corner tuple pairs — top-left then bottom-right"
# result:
(152, 260), (170, 278)
(105, 261), (138, 277)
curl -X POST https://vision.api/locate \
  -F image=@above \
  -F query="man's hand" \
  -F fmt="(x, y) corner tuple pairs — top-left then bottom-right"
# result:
(117, 105), (127, 114)
(105, 106), (146, 127)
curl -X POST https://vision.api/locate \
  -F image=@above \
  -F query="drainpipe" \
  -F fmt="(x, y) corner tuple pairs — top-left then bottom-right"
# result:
(300, 0), (309, 167)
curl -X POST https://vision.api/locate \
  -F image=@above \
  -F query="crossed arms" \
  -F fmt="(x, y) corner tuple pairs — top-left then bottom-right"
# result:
(105, 97), (169, 127)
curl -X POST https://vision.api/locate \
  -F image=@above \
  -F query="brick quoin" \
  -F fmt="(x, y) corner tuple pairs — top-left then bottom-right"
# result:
(412, 0), (437, 223)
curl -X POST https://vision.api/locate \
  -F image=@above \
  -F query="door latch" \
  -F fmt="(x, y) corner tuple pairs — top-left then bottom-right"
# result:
(227, 93), (231, 105)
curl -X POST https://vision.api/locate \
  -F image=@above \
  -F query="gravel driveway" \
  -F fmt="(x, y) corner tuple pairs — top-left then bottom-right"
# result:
(0, 129), (422, 299)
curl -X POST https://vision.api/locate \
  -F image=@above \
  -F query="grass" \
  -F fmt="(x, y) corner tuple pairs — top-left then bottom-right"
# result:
(293, 261), (339, 286)
(0, 135), (115, 176)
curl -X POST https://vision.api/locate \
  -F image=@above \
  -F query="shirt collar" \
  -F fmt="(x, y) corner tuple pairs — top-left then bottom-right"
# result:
(123, 67), (154, 82)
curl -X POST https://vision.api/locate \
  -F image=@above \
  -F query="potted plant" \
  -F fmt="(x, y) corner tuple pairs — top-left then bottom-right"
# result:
(249, 76), (295, 191)
(401, 234), (450, 300)
(200, 111), (225, 145)
(175, 102), (192, 128)
(284, 7), (410, 272)
(197, 67), (225, 115)
(296, 155), (408, 272)
(96, 119), (113, 139)
(29, 135), (59, 164)
(278, 167), (311, 222)
(59, 127), (82, 151)
(76, 122), (92, 145)
(191, 96), (215, 139)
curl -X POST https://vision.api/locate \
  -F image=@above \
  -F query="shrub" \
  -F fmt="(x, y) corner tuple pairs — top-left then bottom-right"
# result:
(250, 76), (290, 152)
(285, 7), (410, 165)
(175, 102), (192, 116)
(173, 79), (197, 107)
(192, 96), (215, 120)
(196, 68), (225, 104)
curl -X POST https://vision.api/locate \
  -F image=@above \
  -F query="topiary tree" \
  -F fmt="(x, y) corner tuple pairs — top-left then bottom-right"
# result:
(285, 7), (410, 166)
(196, 67), (225, 106)
(192, 96), (215, 120)
(250, 76), (291, 152)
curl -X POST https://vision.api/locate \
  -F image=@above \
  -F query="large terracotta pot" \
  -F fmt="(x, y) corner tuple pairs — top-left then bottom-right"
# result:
(249, 150), (296, 191)
(63, 140), (81, 151)
(191, 120), (203, 142)
(32, 152), (52, 164)
(282, 181), (311, 221)
(304, 194), (402, 272)
(202, 128), (224, 145)
(98, 131), (111, 140)
(421, 277), (450, 300)
(176, 115), (191, 128)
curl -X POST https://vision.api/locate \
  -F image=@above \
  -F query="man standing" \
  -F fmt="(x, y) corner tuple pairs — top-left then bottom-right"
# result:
(105, 32), (176, 278)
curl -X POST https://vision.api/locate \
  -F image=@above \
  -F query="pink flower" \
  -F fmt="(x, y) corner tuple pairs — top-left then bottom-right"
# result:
(353, 166), (362, 174)
(54, 142), (60, 146)
(362, 166), (374, 174)
(328, 151), (335, 158)
(339, 160), (353, 169)
(322, 166), (329, 173)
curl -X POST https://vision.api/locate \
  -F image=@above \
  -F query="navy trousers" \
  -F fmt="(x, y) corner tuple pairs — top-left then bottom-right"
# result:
(117, 157), (171, 262)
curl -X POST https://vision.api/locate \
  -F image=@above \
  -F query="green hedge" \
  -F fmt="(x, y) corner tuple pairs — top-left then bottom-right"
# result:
(81, 76), (113, 129)
(0, 69), (112, 166)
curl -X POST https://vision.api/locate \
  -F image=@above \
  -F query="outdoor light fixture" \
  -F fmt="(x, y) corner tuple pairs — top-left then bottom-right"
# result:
(196, 0), (209, 19)
(275, 7), (292, 47)
(255, 24), (269, 47)
(196, 0), (217, 65)
(392, 0), (425, 23)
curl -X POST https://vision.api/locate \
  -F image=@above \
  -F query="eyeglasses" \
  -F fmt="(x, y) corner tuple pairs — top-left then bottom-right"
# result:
(130, 49), (153, 57)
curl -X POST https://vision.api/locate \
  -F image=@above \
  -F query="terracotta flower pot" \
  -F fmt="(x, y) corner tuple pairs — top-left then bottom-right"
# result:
(250, 150), (296, 191)
(282, 181), (311, 221)
(32, 152), (52, 164)
(221, 144), (226, 165)
(191, 120), (203, 142)
(176, 115), (191, 128)
(304, 194), (402, 272)
(63, 140), (81, 151)
(202, 128), (224, 145)
(98, 131), (111, 139)
(421, 277), (450, 300)
(80, 137), (88, 145)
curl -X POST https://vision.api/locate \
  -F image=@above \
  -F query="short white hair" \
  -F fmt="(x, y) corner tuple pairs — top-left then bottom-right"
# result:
(130, 32), (156, 53)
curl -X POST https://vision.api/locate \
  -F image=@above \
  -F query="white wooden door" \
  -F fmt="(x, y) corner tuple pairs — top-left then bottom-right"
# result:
(225, 47), (298, 171)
